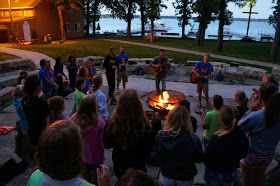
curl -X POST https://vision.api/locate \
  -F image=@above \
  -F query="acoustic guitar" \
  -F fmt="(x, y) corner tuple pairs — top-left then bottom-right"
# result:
(190, 69), (212, 84)
(150, 60), (174, 77)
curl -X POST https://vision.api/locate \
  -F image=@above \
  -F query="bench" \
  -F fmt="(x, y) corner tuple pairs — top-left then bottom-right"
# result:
(208, 34), (232, 40)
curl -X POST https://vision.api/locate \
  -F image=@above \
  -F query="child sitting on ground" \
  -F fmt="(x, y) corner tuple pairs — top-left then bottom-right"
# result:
(45, 96), (65, 127)
(146, 118), (161, 165)
(12, 85), (28, 157)
(88, 75), (110, 122)
(27, 120), (110, 186)
(195, 95), (224, 147)
(74, 77), (86, 111)
(180, 100), (198, 133)
(204, 105), (249, 185)
(70, 95), (106, 185)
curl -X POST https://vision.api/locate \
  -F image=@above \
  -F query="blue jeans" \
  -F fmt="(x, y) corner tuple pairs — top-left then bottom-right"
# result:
(42, 87), (53, 96)
(159, 173), (194, 186)
(204, 168), (237, 186)
(156, 76), (166, 90)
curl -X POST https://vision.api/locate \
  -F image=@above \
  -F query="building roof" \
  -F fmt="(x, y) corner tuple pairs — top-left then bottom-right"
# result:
(0, 0), (85, 10)
(0, 16), (36, 23)
(0, 0), (40, 9)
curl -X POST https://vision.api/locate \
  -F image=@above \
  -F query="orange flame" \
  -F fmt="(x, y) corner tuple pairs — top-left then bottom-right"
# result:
(155, 91), (175, 111)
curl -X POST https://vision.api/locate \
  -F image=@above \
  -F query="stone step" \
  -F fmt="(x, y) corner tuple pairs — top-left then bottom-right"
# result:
(0, 87), (15, 109)
(0, 70), (39, 90)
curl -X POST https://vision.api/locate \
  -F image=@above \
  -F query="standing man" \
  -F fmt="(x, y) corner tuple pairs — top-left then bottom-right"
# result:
(103, 47), (118, 104)
(116, 47), (129, 94)
(192, 54), (213, 109)
(151, 49), (170, 91)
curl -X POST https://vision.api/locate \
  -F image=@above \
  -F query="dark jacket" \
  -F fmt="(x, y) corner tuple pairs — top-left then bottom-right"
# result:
(155, 129), (204, 181)
(204, 127), (249, 172)
(103, 124), (153, 178)
(22, 96), (50, 145)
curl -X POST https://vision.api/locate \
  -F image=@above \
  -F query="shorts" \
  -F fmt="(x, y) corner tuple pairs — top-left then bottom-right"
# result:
(204, 168), (237, 185)
(117, 71), (128, 84)
(197, 83), (209, 96)
(42, 87), (53, 95)
(241, 152), (274, 168)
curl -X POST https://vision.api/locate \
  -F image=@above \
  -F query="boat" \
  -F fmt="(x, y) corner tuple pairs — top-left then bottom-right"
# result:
(144, 21), (171, 32)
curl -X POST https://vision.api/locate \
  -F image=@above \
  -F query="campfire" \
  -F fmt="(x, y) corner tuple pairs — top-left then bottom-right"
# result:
(147, 90), (186, 116)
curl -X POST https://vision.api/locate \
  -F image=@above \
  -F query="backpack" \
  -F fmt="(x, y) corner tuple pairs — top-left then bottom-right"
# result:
(215, 70), (224, 82)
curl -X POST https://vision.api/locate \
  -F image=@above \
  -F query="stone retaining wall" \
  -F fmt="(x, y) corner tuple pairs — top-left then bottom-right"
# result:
(0, 59), (36, 73)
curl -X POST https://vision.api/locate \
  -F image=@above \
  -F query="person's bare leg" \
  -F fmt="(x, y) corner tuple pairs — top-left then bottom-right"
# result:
(242, 164), (255, 186)
(198, 92), (202, 108)
(123, 81), (126, 90)
(254, 167), (267, 186)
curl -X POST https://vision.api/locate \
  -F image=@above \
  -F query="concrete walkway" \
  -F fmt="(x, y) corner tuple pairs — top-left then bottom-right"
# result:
(103, 39), (280, 68)
(0, 47), (55, 68)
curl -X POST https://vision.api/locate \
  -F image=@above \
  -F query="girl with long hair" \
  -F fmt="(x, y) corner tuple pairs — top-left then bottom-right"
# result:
(103, 89), (152, 179)
(54, 57), (68, 96)
(234, 90), (248, 119)
(70, 95), (106, 185)
(204, 105), (249, 186)
(66, 54), (78, 91)
(88, 75), (110, 121)
(45, 96), (65, 127)
(78, 66), (91, 92)
(240, 82), (280, 186)
(155, 106), (203, 185)
(22, 74), (50, 147)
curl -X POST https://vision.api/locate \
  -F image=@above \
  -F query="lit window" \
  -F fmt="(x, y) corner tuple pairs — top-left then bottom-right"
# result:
(65, 23), (71, 32)
(20, 10), (25, 16)
(75, 23), (81, 32)
(4, 11), (10, 17)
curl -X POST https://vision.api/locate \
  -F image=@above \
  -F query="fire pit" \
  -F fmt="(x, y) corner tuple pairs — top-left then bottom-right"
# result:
(147, 90), (186, 116)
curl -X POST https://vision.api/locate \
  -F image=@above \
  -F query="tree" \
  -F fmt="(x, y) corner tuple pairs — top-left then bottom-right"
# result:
(216, 0), (237, 52)
(105, 0), (138, 39)
(82, 0), (103, 38)
(146, 0), (167, 42)
(173, 0), (193, 38)
(43, 0), (81, 42)
(138, 0), (148, 36)
(270, 0), (280, 60)
(192, 0), (218, 45)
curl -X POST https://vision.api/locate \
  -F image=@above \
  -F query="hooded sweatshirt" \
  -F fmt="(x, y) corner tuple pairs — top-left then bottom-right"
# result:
(13, 97), (28, 129)
(155, 129), (204, 181)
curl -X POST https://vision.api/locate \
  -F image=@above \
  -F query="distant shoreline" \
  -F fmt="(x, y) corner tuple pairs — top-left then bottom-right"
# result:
(100, 14), (268, 23)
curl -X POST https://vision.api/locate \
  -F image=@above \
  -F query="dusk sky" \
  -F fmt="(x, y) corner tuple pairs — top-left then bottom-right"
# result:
(101, 0), (275, 19)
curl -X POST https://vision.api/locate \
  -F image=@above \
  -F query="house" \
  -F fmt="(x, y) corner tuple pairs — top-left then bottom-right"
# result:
(0, 0), (85, 42)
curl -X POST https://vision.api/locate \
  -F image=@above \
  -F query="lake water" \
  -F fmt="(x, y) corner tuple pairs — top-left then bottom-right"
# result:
(94, 18), (275, 41)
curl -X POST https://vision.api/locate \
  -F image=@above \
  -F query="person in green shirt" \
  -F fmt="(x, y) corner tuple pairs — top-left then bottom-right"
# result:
(75, 77), (86, 111)
(195, 95), (224, 147)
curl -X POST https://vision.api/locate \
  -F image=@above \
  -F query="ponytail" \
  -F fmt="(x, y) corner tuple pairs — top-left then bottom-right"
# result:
(265, 92), (280, 128)
(92, 75), (103, 91)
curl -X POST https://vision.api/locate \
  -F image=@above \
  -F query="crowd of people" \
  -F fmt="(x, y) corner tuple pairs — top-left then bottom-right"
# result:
(10, 47), (280, 186)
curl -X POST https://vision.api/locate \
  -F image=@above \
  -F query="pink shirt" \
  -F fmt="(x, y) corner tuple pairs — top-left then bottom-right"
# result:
(69, 115), (105, 164)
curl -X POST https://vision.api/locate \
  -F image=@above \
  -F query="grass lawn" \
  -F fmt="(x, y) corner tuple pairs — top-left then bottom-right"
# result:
(4, 38), (272, 72)
(5, 38), (228, 64)
(0, 52), (19, 61)
(113, 36), (280, 64)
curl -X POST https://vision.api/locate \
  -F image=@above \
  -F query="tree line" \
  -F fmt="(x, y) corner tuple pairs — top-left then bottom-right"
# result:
(43, 0), (280, 60)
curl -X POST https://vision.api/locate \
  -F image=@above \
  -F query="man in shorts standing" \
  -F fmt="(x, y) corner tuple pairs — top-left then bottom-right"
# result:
(192, 54), (213, 109)
(116, 47), (129, 94)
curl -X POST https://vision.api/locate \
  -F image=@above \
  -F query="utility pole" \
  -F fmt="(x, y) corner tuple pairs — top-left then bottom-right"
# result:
(8, 0), (14, 39)
(243, 3), (258, 39)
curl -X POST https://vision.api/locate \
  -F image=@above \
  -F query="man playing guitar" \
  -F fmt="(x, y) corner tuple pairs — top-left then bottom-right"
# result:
(151, 49), (170, 91)
(192, 54), (213, 109)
